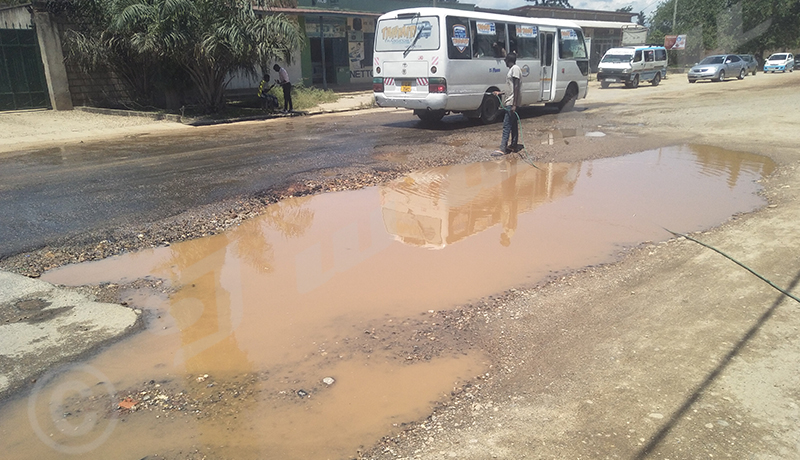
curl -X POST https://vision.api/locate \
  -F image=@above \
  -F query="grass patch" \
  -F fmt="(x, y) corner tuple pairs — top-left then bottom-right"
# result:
(278, 84), (339, 110)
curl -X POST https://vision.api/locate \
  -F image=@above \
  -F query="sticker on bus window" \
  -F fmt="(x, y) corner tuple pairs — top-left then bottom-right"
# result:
(561, 29), (579, 40)
(516, 25), (537, 38)
(475, 22), (496, 35)
(451, 24), (469, 52)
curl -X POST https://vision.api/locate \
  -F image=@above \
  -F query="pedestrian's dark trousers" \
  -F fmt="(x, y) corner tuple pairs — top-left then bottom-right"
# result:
(501, 108), (518, 150)
(281, 82), (293, 111)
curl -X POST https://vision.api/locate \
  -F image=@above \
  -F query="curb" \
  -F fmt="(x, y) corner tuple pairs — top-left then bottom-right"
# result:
(75, 100), (376, 127)
(74, 106), (183, 123)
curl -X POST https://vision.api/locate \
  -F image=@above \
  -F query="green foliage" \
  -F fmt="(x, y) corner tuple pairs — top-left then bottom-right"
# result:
(648, 0), (799, 61)
(61, 0), (303, 113)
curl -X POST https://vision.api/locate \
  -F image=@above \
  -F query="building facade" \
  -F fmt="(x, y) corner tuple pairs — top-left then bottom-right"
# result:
(249, 0), (475, 91)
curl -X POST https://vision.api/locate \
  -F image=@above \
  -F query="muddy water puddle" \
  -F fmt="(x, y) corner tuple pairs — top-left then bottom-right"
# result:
(0, 145), (774, 459)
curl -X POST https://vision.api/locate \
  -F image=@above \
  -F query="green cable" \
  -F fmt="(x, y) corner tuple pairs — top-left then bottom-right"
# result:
(664, 228), (800, 305)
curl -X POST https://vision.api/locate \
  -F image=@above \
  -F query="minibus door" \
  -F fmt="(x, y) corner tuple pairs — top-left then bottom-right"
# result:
(540, 32), (554, 101)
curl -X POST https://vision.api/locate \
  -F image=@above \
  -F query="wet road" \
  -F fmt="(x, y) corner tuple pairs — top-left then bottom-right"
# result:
(0, 111), (489, 258)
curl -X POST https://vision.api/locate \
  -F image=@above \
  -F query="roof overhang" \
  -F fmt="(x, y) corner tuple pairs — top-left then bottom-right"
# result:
(572, 20), (645, 30)
(256, 7), (381, 18)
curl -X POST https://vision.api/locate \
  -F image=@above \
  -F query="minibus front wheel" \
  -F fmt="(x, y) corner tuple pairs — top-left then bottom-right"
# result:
(479, 94), (501, 124)
(555, 83), (578, 112)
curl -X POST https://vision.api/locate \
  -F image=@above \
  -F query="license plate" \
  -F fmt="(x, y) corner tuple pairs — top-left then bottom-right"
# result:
(606, 78), (619, 83)
(401, 81), (412, 92)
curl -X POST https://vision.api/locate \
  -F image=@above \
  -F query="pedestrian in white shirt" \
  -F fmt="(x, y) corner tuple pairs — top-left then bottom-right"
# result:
(493, 52), (522, 155)
(273, 64), (293, 112)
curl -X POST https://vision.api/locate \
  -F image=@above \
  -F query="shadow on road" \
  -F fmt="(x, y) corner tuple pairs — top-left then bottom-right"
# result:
(635, 267), (800, 459)
(380, 105), (577, 131)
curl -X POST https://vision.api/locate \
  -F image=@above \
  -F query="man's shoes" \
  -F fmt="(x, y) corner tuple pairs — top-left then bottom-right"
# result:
(492, 149), (509, 157)
(510, 144), (524, 153)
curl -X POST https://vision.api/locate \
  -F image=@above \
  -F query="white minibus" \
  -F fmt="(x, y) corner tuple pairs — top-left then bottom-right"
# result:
(372, 7), (590, 123)
(596, 46), (668, 88)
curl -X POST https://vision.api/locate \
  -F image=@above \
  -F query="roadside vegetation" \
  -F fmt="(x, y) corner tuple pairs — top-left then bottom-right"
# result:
(648, 0), (800, 66)
(57, 0), (303, 114)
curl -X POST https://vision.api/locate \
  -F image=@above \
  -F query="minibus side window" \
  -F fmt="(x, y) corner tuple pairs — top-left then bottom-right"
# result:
(446, 16), (472, 60)
(471, 20), (506, 59)
(634, 50), (643, 62)
(509, 23), (539, 59)
(656, 49), (666, 61)
(558, 28), (587, 60)
(645, 50), (654, 62)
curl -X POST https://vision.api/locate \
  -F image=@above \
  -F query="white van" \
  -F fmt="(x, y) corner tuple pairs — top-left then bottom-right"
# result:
(597, 46), (667, 88)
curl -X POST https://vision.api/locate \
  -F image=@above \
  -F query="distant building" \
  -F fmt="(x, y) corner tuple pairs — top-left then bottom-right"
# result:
(244, 0), (475, 92)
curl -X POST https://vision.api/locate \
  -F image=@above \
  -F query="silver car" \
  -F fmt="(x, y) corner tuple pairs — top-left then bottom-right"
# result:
(687, 54), (747, 82)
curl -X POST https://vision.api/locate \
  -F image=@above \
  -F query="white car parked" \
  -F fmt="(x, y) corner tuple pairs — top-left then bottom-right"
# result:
(763, 53), (795, 73)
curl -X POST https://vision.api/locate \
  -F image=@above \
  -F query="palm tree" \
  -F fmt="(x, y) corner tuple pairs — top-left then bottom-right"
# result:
(63, 0), (303, 112)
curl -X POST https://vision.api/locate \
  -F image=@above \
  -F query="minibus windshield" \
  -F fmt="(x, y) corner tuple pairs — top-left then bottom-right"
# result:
(601, 54), (632, 63)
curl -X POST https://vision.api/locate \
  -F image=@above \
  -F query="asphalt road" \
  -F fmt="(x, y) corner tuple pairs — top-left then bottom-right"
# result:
(0, 111), (488, 258)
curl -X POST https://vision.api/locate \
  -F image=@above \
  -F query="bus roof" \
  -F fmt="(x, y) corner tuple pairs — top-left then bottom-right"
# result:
(377, 7), (583, 30)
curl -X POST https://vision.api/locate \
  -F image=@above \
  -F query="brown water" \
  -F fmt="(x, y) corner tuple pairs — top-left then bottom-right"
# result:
(0, 145), (774, 459)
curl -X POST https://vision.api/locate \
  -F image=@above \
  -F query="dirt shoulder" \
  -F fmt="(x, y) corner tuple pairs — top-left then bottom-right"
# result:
(0, 109), (189, 155)
(359, 74), (800, 458)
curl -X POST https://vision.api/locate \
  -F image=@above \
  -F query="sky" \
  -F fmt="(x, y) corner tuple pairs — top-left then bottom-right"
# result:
(469, 0), (663, 19)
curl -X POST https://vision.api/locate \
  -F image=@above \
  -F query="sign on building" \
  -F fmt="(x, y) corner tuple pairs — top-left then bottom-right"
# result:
(621, 26), (647, 46)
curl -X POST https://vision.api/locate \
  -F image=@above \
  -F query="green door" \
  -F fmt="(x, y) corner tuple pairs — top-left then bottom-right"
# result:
(0, 28), (50, 111)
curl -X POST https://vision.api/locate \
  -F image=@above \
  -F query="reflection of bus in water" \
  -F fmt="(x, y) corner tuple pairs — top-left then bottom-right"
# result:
(372, 7), (590, 123)
(380, 160), (581, 249)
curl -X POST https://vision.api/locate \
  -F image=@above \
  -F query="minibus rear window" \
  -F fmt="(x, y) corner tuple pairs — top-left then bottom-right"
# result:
(375, 16), (440, 52)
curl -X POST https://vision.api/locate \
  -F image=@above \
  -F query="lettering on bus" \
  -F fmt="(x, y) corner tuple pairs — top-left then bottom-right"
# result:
(516, 25), (537, 38)
(475, 22), (495, 35)
(451, 24), (469, 53)
(381, 21), (431, 45)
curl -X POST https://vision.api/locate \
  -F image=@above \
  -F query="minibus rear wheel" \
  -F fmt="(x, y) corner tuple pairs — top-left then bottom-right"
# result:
(651, 72), (661, 86)
(479, 94), (501, 124)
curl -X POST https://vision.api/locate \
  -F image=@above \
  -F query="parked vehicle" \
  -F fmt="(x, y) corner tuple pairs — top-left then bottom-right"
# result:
(739, 54), (758, 75)
(596, 46), (668, 88)
(373, 7), (590, 123)
(687, 54), (747, 83)
(763, 53), (795, 73)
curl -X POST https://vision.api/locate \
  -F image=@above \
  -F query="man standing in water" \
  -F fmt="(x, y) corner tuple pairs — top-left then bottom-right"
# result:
(494, 52), (522, 156)
(274, 63), (293, 112)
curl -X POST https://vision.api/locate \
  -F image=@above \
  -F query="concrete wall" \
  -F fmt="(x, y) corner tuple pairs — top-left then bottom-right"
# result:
(0, 5), (33, 29)
(32, 9), (73, 110)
